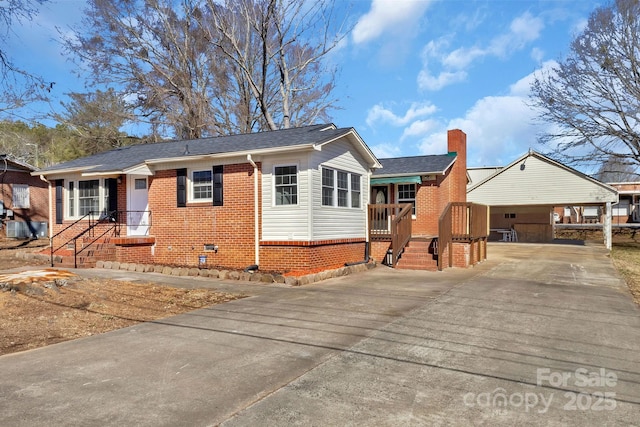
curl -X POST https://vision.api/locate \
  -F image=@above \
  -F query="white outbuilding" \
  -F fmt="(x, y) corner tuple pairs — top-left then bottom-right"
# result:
(467, 150), (618, 249)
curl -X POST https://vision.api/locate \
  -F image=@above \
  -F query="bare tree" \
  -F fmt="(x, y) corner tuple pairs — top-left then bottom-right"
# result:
(64, 0), (347, 139)
(0, 0), (53, 115)
(594, 155), (639, 182)
(530, 0), (640, 172)
(203, 0), (347, 131)
(65, 0), (228, 139)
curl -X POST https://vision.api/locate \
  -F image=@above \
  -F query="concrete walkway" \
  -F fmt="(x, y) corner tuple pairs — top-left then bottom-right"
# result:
(1, 243), (639, 426)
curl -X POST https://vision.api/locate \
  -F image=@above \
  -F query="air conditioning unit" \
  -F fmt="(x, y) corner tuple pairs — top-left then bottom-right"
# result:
(5, 221), (48, 239)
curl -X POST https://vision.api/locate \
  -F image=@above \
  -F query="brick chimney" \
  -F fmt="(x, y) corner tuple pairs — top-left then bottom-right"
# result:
(447, 129), (467, 203)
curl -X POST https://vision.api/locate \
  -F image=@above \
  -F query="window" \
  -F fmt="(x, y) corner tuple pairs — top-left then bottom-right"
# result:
(504, 213), (516, 219)
(275, 165), (297, 205)
(322, 167), (362, 208)
(12, 184), (30, 209)
(337, 171), (349, 207)
(134, 178), (147, 190)
(192, 170), (213, 200)
(322, 168), (334, 206)
(351, 175), (361, 208)
(398, 184), (416, 216)
(78, 180), (100, 216)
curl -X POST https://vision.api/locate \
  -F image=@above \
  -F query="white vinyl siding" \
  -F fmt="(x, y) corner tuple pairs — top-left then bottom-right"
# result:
(260, 138), (371, 242)
(262, 158), (309, 241)
(310, 139), (369, 241)
(468, 155), (618, 206)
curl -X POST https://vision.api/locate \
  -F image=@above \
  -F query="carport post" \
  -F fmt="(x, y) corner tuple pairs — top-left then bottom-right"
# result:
(604, 202), (612, 250)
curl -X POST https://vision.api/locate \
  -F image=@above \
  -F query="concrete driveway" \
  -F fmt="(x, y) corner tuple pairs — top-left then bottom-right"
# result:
(1, 243), (639, 426)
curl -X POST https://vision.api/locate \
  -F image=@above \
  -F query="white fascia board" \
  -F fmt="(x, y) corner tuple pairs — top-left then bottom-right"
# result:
(314, 129), (382, 169)
(31, 166), (96, 178)
(144, 145), (315, 166)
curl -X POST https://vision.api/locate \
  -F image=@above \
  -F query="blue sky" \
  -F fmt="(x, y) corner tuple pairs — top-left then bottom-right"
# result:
(4, 0), (606, 170)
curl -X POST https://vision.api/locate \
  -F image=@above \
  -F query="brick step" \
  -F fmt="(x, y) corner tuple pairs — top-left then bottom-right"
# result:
(395, 261), (438, 271)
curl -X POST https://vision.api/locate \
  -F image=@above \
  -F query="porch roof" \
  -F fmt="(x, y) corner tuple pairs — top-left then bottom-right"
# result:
(371, 176), (422, 185)
(373, 154), (456, 178)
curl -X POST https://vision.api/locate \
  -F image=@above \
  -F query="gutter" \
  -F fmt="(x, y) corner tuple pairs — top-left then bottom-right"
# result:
(247, 154), (260, 268)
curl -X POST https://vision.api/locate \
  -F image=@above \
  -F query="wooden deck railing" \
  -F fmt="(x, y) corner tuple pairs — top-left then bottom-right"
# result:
(368, 203), (412, 267)
(437, 202), (489, 270)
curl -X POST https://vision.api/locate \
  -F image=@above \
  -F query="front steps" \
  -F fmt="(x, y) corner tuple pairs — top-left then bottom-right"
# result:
(51, 238), (117, 268)
(395, 238), (439, 271)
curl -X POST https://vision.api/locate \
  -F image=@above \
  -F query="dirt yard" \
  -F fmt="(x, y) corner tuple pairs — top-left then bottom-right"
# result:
(2, 232), (640, 357)
(0, 239), (245, 356)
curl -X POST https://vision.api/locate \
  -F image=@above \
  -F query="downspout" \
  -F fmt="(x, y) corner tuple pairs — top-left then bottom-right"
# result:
(40, 174), (52, 246)
(247, 154), (259, 268)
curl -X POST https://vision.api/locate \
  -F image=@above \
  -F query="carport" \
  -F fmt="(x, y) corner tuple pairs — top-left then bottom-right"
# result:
(467, 150), (618, 249)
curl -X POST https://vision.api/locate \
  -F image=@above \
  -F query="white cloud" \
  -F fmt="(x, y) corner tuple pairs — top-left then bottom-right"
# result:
(418, 11), (545, 91)
(352, 0), (433, 45)
(401, 119), (438, 140)
(366, 102), (437, 127)
(370, 142), (403, 159)
(530, 47), (545, 63)
(417, 68), (554, 167)
(417, 69), (467, 91)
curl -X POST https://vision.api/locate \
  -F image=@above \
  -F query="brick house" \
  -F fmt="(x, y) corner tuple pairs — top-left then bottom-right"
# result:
(606, 182), (640, 224)
(0, 155), (48, 239)
(35, 124), (382, 272)
(369, 130), (485, 270)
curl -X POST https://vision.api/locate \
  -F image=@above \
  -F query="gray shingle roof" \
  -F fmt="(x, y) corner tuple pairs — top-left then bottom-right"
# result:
(37, 124), (356, 174)
(373, 154), (456, 176)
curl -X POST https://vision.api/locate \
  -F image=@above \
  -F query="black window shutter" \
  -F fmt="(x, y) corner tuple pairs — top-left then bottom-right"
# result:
(177, 169), (187, 207)
(106, 178), (118, 212)
(55, 179), (64, 224)
(212, 165), (223, 206)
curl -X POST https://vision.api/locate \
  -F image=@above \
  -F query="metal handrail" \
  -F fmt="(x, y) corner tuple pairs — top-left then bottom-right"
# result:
(50, 210), (154, 268)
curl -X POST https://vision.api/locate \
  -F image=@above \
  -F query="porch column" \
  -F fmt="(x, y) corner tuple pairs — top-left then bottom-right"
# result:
(604, 202), (612, 250)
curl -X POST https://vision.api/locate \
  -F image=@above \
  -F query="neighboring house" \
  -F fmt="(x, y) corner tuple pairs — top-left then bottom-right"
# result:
(0, 154), (49, 239)
(607, 182), (640, 224)
(370, 130), (485, 270)
(467, 150), (618, 248)
(34, 124), (382, 273)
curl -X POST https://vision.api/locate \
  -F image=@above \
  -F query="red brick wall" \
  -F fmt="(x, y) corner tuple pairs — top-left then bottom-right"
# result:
(260, 239), (366, 273)
(1, 170), (49, 238)
(370, 241), (391, 264)
(147, 163), (260, 269)
(411, 129), (468, 237)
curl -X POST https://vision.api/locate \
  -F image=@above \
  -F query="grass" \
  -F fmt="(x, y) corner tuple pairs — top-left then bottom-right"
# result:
(610, 241), (640, 306)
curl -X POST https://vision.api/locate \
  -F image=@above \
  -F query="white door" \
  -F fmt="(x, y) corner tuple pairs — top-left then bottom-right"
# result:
(127, 175), (150, 236)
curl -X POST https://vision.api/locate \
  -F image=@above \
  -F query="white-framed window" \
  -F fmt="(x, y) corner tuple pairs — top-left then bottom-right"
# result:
(192, 170), (213, 201)
(397, 183), (416, 216)
(322, 168), (334, 206)
(78, 179), (100, 216)
(134, 178), (147, 190)
(351, 175), (361, 208)
(66, 178), (111, 219)
(321, 167), (362, 209)
(12, 184), (30, 209)
(274, 165), (298, 205)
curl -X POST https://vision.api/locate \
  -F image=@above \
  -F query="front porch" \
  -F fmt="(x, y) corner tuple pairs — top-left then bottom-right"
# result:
(368, 202), (489, 270)
(49, 210), (153, 268)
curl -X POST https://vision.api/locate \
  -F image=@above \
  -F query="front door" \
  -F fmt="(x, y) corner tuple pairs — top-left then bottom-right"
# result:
(127, 175), (150, 236)
(371, 185), (390, 232)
